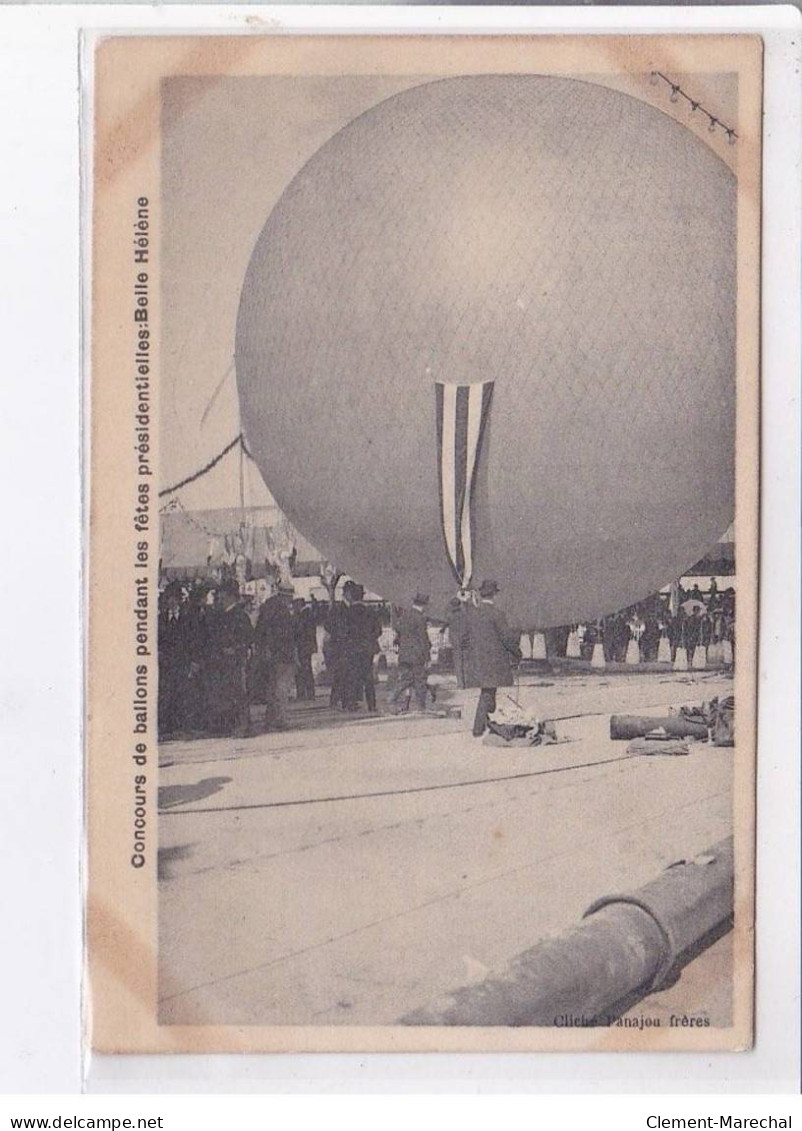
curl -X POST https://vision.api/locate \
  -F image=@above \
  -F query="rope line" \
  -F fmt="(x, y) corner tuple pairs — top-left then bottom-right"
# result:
(158, 433), (255, 499)
(159, 751), (638, 816)
(200, 359), (235, 428)
(651, 71), (737, 143)
(157, 784), (726, 1006)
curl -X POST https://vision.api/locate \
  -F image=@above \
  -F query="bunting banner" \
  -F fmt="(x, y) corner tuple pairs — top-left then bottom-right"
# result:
(435, 381), (494, 588)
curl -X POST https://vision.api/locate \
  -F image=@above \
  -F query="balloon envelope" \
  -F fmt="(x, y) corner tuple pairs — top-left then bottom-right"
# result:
(236, 75), (735, 627)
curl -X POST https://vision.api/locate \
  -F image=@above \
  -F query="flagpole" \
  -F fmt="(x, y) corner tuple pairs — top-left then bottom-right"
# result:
(239, 432), (245, 511)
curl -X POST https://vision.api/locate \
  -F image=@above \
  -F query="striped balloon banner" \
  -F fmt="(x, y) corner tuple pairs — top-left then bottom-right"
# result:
(435, 381), (495, 588)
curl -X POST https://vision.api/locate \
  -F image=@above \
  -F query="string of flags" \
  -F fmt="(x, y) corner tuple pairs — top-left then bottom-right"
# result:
(159, 445), (301, 577)
(650, 71), (737, 145)
(159, 495), (219, 536)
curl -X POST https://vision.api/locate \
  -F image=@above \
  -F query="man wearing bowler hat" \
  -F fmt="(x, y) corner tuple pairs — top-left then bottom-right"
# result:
(464, 579), (522, 737)
(391, 593), (432, 714)
(340, 581), (381, 712)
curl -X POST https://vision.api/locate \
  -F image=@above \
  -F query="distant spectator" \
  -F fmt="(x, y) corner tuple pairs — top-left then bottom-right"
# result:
(391, 594), (431, 714)
(205, 579), (253, 737)
(255, 582), (296, 731)
(341, 583), (381, 712)
(293, 597), (318, 702)
(682, 605), (703, 667)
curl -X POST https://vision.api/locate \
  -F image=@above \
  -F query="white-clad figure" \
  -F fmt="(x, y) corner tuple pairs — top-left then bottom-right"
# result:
(531, 632), (547, 660)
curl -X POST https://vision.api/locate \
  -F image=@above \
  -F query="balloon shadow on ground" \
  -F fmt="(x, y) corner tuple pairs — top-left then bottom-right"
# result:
(157, 843), (196, 881)
(158, 776), (232, 810)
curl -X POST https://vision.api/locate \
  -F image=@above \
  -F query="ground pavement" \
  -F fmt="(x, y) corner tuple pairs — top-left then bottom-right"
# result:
(158, 670), (734, 1028)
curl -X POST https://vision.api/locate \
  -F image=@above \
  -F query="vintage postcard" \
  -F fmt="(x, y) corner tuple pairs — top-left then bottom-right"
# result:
(86, 33), (761, 1053)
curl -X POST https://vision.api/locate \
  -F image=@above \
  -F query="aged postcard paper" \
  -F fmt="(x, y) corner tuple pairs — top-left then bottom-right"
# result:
(87, 33), (761, 1053)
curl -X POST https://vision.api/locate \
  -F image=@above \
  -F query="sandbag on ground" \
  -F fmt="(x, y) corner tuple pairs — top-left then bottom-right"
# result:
(610, 714), (708, 741)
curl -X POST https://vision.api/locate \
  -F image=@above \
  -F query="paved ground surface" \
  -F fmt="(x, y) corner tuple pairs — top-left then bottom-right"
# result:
(158, 670), (734, 1028)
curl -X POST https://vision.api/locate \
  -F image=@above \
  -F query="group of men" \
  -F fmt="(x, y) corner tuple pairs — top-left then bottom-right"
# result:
(668, 601), (736, 667)
(389, 579), (522, 738)
(326, 576), (525, 739)
(323, 580), (382, 712)
(158, 571), (524, 742)
(582, 584), (736, 666)
(157, 578), (319, 739)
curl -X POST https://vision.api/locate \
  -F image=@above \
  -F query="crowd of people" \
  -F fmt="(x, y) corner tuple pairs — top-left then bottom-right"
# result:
(583, 581), (736, 667)
(157, 576), (389, 739)
(157, 571), (736, 741)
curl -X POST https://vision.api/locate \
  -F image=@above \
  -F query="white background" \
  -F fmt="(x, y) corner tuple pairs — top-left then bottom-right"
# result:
(0, 2), (799, 1101)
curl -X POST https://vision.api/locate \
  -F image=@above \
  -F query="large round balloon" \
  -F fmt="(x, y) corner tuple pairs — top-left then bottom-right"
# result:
(236, 75), (735, 627)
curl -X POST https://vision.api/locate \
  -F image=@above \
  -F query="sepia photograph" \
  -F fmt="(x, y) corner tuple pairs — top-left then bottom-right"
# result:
(87, 34), (761, 1053)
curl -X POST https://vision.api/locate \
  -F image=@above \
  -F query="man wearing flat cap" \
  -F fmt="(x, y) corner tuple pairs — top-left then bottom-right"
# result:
(391, 592), (431, 713)
(464, 579), (522, 737)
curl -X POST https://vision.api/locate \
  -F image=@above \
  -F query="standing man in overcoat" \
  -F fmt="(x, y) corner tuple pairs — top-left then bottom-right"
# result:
(158, 581), (188, 739)
(293, 597), (318, 702)
(682, 605), (703, 669)
(255, 581), (296, 730)
(341, 583), (381, 712)
(205, 578), (254, 737)
(391, 593), (431, 713)
(463, 579), (522, 737)
(323, 592), (348, 709)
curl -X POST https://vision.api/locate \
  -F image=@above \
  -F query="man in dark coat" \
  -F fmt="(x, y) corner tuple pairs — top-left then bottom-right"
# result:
(324, 596), (348, 709)
(293, 597), (318, 702)
(181, 583), (214, 733)
(580, 621), (599, 662)
(615, 614), (632, 664)
(463, 580), (521, 737)
(391, 593), (431, 713)
(341, 583), (381, 712)
(602, 613), (618, 663)
(158, 582), (188, 738)
(205, 579), (254, 737)
(255, 582), (296, 730)
(641, 613), (661, 663)
(683, 605), (703, 667)
(668, 610), (683, 662)
(707, 577), (719, 608)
